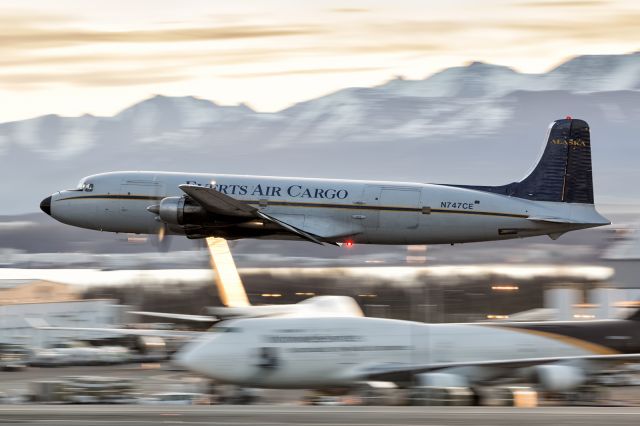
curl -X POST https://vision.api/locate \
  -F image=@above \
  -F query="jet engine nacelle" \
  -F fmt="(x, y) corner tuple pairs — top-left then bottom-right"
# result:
(158, 196), (207, 226)
(416, 372), (469, 388)
(534, 364), (586, 392)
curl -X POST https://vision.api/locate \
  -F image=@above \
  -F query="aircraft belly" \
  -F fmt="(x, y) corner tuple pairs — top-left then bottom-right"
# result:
(365, 215), (533, 245)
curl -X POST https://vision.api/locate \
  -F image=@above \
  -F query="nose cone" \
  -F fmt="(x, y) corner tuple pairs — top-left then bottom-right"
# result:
(173, 343), (211, 377)
(173, 335), (230, 380)
(174, 347), (198, 371)
(40, 196), (52, 216)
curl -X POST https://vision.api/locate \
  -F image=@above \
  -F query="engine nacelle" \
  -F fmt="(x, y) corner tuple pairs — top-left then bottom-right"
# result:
(416, 372), (469, 388)
(534, 364), (586, 392)
(158, 196), (207, 225)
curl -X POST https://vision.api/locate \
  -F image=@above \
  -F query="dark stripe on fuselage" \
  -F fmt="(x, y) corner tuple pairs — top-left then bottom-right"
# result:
(486, 320), (640, 354)
(59, 195), (163, 201)
(429, 209), (526, 218)
(57, 194), (528, 219)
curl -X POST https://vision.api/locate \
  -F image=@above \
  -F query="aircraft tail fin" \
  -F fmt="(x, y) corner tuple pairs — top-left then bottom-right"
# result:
(451, 118), (595, 204)
(626, 307), (640, 322)
(516, 118), (594, 203)
(205, 237), (251, 308)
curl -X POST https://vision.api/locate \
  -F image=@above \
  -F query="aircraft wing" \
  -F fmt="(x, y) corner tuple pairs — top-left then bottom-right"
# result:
(33, 326), (200, 340)
(179, 184), (256, 218)
(130, 311), (217, 323)
(359, 353), (640, 383)
(178, 184), (339, 245)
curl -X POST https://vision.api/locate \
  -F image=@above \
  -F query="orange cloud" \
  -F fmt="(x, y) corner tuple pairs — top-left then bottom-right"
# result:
(219, 66), (387, 78)
(519, 0), (610, 7)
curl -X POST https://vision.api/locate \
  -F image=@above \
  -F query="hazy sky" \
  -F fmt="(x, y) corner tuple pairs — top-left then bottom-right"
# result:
(0, 0), (638, 121)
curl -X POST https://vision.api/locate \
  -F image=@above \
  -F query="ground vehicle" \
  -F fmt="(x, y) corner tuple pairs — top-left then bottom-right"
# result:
(0, 344), (29, 371)
(141, 392), (208, 405)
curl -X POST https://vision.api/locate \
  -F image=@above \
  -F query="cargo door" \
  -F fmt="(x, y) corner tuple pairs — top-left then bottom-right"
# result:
(356, 185), (382, 229)
(119, 180), (164, 232)
(379, 187), (421, 229)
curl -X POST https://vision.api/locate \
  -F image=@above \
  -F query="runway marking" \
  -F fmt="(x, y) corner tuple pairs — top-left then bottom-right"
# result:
(24, 422), (449, 426)
(3, 407), (640, 426)
(4, 407), (640, 415)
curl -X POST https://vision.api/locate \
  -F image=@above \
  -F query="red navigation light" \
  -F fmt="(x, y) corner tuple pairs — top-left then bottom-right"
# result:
(565, 115), (572, 120)
(345, 241), (354, 248)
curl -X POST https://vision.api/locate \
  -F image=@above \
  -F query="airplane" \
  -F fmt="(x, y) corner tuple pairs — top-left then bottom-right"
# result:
(174, 310), (640, 403)
(40, 118), (609, 246)
(133, 237), (363, 324)
(34, 237), (363, 343)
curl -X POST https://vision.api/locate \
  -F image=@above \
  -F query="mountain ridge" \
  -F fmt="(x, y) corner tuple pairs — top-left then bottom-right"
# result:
(2, 52), (639, 214)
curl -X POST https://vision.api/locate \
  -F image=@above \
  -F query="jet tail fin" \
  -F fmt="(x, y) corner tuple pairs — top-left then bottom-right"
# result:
(450, 118), (595, 204)
(626, 307), (640, 322)
(516, 118), (594, 203)
(205, 237), (250, 308)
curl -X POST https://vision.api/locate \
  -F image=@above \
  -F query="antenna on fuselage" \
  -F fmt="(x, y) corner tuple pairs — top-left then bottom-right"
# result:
(205, 237), (251, 308)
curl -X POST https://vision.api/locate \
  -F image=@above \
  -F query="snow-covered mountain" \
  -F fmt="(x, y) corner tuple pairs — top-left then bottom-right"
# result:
(2, 52), (639, 214)
(378, 52), (640, 97)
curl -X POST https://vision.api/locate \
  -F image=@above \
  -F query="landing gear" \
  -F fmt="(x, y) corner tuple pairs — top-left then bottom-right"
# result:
(563, 385), (607, 405)
(211, 383), (260, 405)
(408, 386), (475, 406)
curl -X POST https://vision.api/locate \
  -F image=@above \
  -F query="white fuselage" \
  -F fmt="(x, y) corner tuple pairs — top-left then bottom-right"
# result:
(175, 316), (617, 388)
(47, 171), (607, 245)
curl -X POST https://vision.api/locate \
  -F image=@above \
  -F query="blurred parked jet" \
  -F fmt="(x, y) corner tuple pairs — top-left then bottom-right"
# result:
(133, 238), (362, 323)
(41, 118), (608, 246)
(176, 309), (640, 401)
(36, 238), (362, 341)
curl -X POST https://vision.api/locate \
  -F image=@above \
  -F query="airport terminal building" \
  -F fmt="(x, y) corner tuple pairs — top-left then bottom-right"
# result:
(0, 279), (123, 347)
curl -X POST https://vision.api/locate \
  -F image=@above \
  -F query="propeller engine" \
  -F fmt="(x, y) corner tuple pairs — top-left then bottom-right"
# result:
(147, 196), (207, 226)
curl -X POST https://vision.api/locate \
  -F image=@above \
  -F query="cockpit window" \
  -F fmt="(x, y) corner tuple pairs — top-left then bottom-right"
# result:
(71, 179), (93, 192)
(213, 327), (241, 333)
(70, 179), (85, 191)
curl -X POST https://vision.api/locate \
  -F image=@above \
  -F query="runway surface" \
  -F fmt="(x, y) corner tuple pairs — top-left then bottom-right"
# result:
(1, 405), (640, 426)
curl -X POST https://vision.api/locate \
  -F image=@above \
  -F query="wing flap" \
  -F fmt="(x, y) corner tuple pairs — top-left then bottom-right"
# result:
(297, 215), (363, 239)
(257, 211), (326, 245)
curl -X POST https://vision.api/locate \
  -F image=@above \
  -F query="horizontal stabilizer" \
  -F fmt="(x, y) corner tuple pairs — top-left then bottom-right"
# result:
(527, 216), (583, 224)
